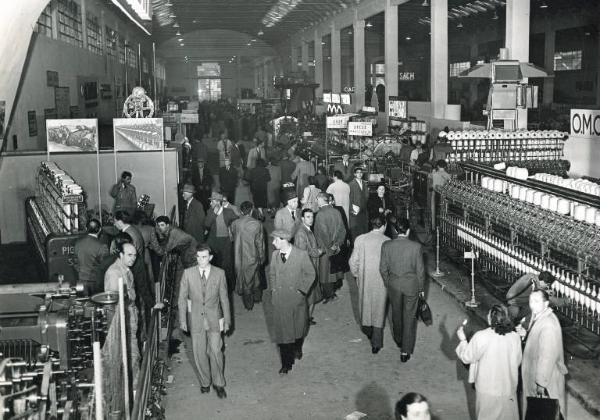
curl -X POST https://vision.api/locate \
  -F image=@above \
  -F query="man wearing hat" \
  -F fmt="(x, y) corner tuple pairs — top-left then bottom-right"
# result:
(205, 192), (239, 291)
(269, 229), (316, 374)
(182, 184), (206, 244)
(191, 159), (213, 211)
(348, 166), (369, 241)
(430, 127), (453, 163)
(274, 188), (300, 238)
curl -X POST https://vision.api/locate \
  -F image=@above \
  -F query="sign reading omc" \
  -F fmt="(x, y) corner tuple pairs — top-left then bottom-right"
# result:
(571, 109), (600, 140)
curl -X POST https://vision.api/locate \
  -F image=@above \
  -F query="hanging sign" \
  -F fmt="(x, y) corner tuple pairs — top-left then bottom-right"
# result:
(388, 96), (407, 119)
(327, 115), (349, 129)
(348, 121), (372, 136)
(571, 109), (600, 140)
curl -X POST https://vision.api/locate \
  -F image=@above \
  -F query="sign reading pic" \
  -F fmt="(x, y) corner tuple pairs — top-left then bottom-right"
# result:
(348, 121), (373, 137)
(571, 109), (600, 140)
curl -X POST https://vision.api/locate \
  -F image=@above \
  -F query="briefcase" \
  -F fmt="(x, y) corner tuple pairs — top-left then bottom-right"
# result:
(525, 396), (563, 420)
(417, 296), (432, 326)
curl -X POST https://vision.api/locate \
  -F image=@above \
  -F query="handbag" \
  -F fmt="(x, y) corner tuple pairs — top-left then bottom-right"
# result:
(417, 296), (432, 326)
(525, 392), (563, 420)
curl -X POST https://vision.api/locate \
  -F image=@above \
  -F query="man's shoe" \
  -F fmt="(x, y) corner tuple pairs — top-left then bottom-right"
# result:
(200, 386), (210, 394)
(214, 386), (227, 399)
(309, 317), (317, 325)
(372, 347), (381, 354)
(278, 367), (290, 375)
(400, 353), (411, 363)
(295, 349), (303, 360)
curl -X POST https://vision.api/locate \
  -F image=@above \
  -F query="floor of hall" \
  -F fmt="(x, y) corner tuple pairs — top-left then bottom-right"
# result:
(162, 274), (596, 420)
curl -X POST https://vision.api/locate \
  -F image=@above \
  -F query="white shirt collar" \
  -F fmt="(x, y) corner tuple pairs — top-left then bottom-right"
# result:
(198, 265), (211, 278)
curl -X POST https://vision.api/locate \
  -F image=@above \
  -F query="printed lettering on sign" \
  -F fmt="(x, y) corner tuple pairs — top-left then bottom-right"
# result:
(570, 109), (600, 140)
(348, 121), (373, 137)
(327, 116), (348, 129)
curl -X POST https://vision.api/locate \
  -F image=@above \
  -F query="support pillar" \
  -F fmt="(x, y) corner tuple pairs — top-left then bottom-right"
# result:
(505, 0), (530, 128)
(263, 58), (270, 99)
(331, 23), (342, 93)
(469, 35), (479, 114)
(384, 0), (398, 116)
(542, 27), (555, 105)
(430, 0), (448, 119)
(353, 16), (366, 112)
(314, 29), (324, 98)
(301, 40), (309, 74)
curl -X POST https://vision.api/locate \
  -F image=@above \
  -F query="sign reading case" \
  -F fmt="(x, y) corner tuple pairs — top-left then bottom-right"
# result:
(348, 121), (373, 136)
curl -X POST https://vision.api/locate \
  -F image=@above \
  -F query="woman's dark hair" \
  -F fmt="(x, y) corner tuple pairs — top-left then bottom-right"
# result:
(531, 288), (550, 302)
(240, 201), (254, 215)
(370, 215), (385, 229)
(489, 304), (514, 335)
(395, 393), (428, 419)
(395, 218), (410, 235)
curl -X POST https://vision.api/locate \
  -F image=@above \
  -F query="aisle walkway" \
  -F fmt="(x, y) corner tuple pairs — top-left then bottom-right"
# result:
(162, 276), (594, 419)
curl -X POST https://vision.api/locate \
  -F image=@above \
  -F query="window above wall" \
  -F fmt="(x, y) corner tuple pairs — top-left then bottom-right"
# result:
(450, 61), (471, 77)
(57, 0), (83, 48)
(86, 13), (103, 55)
(553, 50), (582, 71)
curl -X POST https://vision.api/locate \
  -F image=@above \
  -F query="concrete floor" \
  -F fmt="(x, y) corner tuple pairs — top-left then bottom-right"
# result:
(162, 275), (596, 420)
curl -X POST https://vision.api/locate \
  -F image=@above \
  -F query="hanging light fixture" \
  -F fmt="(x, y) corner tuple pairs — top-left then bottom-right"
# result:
(539, 1), (548, 8)
(492, 10), (499, 20)
(422, 0), (429, 6)
(365, 21), (373, 28)
(457, 21), (463, 28)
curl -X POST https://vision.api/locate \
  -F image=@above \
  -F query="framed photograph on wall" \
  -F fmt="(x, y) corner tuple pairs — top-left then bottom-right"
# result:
(46, 119), (98, 152)
(47, 70), (59, 87)
(113, 118), (164, 151)
(28, 111), (37, 137)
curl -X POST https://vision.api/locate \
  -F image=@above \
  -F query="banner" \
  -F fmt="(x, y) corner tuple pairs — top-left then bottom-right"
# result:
(46, 119), (98, 152)
(348, 121), (373, 137)
(113, 118), (164, 151)
(571, 109), (600, 140)
(180, 113), (199, 124)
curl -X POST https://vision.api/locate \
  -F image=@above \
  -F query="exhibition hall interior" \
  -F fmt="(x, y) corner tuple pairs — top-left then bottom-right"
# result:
(1, 0), (600, 419)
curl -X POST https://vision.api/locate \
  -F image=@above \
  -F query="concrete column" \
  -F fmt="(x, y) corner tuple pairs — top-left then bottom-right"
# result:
(542, 27), (555, 105)
(290, 39), (296, 73)
(353, 16), (366, 111)
(301, 40), (309, 74)
(263, 58), (270, 98)
(469, 35), (479, 111)
(430, 0), (448, 119)
(331, 23), (342, 93)
(314, 29), (323, 98)
(81, 0), (88, 49)
(236, 58), (241, 97)
(505, 0), (530, 128)
(384, 0), (398, 116)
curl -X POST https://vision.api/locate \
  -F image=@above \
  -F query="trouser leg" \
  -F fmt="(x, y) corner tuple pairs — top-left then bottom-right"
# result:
(252, 287), (263, 303)
(321, 282), (335, 299)
(371, 327), (384, 349)
(361, 325), (373, 339)
(402, 294), (419, 354)
(207, 331), (225, 387)
(242, 293), (254, 310)
(191, 331), (212, 387)
(278, 343), (294, 369)
(388, 289), (404, 348)
(128, 307), (140, 392)
(294, 337), (304, 358)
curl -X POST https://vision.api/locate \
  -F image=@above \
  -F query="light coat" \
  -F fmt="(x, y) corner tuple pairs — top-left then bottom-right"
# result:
(326, 180), (350, 221)
(274, 207), (300, 237)
(349, 230), (389, 328)
(268, 247), (315, 343)
(293, 223), (322, 305)
(522, 308), (568, 418)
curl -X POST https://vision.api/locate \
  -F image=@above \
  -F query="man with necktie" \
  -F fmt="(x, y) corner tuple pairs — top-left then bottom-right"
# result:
(348, 166), (369, 241)
(181, 184), (206, 244)
(333, 153), (354, 182)
(179, 244), (231, 398)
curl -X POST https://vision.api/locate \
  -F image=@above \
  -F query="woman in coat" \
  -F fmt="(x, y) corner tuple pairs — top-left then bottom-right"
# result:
(248, 158), (271, 218)
(456, 305), (522, 420)
(519, 289), (568, 419)
(301, 175), (321, 212)
(367, 183), (394, 221)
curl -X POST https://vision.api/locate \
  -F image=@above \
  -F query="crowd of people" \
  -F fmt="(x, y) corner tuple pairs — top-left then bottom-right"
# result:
(73, 120), (569, 418)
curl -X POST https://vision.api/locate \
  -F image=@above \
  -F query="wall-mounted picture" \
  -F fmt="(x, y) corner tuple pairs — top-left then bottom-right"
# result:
(113, 118), (163, 151)
(46, 118), (98, 152)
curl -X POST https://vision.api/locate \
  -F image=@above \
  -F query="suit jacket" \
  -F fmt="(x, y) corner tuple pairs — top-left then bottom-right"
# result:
(367, 194), (394, 220)
(218, 166), (239, 194)
(333, 161), (354, 182)
(246, 146), (266, 169)
(293, 223), (321, 268)
(183, 198), (206, 244)
(178, 264), (231, 333)
(149, 226), (197, 269)
(379, 236), (425, 296)
(204, 207), (238, 241)
(104, 258), (136, 302)
(279, 159), (297, 184)
(313, 205), (346, 256)
(348, 179), (369, 221)
(123, 225), (145, 257)
(274, 207), (300, 237)
(74, 234), (109, 284)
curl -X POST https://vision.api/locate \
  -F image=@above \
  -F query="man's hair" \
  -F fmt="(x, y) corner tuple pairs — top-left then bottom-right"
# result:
(121, 170), (132, 179)
(333, 170), (343, 180)
(436, 159), (448, 169)
(196, 243), (213, 255)
(240, 201), (254, 215)
(353, 166), (363, 174)
(396, 218), (410, 235)
(114, 232), (133, 253)
(370, 216), (385, 230)
(301, 208), (314, 217)
(114, 210), (130, 223)
(395, 393), (428, 419)
(538, 271), (554, 284)
(155, 215), (171, 225)
(317, 192), (329, 201)
(86, 218), (102, 234)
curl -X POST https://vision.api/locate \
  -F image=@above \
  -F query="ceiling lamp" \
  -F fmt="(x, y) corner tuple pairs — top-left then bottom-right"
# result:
(492, 10), (498, 20)
(176, 30), (181, 36)
(173, 22), (180, 28)
(539, 1), (548, 8)
(178, 38), (184, 41)
(258, 30), (264, 36)
(422, 0), (429, 6)
(457, 21), (463, 28)
(405, 36), (411, 40)
(365, 21), (373, 28)
(180, 43), (185, 46)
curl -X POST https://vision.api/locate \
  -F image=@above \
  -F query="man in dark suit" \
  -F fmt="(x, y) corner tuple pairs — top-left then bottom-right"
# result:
(218, 157), (239, 205)
(332, 153), (354, 182)
(379, 218), (425, 363)
(178, 244), (231, 398)
(279, 155), (297, 185)
(348, 166), (369, 241)
(74, 218), (109, 295)
(269, 229), (316, 374)
(182, 184), (206, 244)
(191, 159), (213, 210)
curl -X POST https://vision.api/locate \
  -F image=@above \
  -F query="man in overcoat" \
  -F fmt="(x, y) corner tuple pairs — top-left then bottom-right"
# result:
(269, 230), (315, 374)
(349, 216), (390, 353)
(231, 201), (265, 310)
(181, 184), (206, 244)
(348, 166), (369, 240)
(313, 192), (347, 302)
(379, 218), (425, 363)
(74, 218), (109, 295)
(218, 157), (239, 205)
(205, 192), (238, 291)
(274, 188), (300, 237)
(178, 244), (231, 398)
